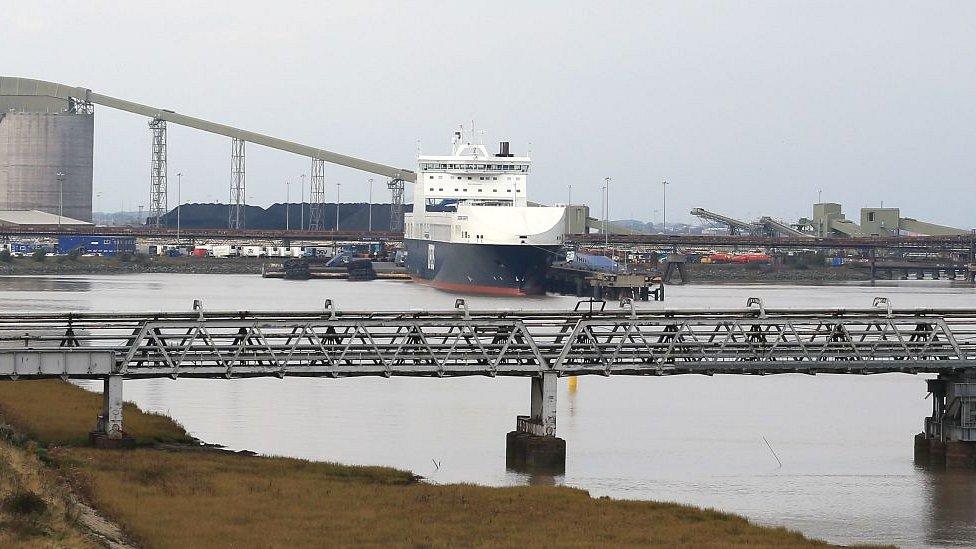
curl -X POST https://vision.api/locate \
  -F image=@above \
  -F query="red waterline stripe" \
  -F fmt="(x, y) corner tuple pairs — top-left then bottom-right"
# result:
(412, 277), (527, 297)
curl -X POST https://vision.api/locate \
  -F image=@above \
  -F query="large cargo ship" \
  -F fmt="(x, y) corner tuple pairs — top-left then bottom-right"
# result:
(404, 130), (565, 296)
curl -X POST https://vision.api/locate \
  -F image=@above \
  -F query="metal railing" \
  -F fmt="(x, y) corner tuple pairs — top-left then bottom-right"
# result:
(1, 299), (975, 379)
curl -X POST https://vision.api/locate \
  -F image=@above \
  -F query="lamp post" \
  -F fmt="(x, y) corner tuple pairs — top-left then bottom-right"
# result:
(603, 177), (611, 248)
(176, 173), (182, 242)
(285, 181), (290, 231)
(368, 178), (373, 232)
(56, 171), (65, 227)
(335, 182), (341, 231)
(300, 173), (306, 231)
(662, 180), (669, 234)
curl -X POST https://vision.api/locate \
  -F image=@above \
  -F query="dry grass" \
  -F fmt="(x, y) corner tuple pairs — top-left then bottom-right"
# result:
(0, 379), (191, 446)
(57, 447), (827, 548)
(0, 380), (835, 547)
(0, 437), (95, 548)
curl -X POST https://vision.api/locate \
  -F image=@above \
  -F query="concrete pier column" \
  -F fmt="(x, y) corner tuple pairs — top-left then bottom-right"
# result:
(102, 376), (124, 438)
(90, 375), (133, 448)
(916, 374), (976, 467)
(507, 372), (566, 473)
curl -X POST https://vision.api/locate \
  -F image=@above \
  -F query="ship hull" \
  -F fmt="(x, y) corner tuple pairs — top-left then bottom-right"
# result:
(404, 238), (560, 296)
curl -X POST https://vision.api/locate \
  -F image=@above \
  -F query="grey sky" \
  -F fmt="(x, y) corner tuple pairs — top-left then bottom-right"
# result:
(3, 1), (974, 227)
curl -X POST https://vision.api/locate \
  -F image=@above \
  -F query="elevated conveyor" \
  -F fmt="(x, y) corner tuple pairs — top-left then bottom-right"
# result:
(829, 218), (865, 237)
(690, 208), (760, 235)
(758, 216), (814, 238)
(0, 76), (415, 182)
(899, 218), (970, 237)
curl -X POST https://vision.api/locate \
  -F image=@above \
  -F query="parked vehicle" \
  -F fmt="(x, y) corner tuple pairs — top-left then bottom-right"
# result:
(565, 250), (619, 273)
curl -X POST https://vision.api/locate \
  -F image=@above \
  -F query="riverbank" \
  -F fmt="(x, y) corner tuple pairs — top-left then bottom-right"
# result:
(0, 256), (884, 284)
(0, 380), (840, 548)
(0, 256), (265, 275)
(687, 263), (874, 283)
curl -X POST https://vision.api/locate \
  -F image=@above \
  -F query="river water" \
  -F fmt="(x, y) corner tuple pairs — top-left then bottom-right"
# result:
(2, 274), (975, 547)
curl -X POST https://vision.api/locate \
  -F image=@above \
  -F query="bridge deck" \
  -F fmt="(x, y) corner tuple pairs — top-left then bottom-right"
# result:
(1, 304), (975, 379)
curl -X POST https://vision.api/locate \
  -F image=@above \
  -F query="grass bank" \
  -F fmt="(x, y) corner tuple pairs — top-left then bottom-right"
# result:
(0, 256), (264, 276)
(687, 263), (873, 283)
(0, 380), (837, 548)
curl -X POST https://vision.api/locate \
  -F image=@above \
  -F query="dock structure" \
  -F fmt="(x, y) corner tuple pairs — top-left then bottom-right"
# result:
(546, 264), (664, 301)
(867, 260), (972, 281)
(2, 298), (976, 469)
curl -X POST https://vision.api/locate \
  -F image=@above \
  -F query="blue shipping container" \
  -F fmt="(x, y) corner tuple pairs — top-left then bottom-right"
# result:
(58, 236), (136, 256)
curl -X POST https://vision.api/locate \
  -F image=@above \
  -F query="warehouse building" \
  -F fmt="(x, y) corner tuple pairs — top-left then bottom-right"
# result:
(0, 209), (90, 227)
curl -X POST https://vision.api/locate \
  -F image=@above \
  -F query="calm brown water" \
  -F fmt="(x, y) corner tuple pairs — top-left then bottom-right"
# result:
(2, 274), (975, 547)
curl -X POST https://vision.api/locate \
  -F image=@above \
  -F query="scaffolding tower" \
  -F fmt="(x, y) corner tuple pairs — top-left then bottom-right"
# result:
(228, 138), (246, 229)
(148, 119), (168, 227)
(308, 158), (326, 230)
(388, 178), (404, 232)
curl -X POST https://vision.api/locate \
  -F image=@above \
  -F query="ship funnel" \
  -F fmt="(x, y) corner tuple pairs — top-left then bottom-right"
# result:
(497, 141), (511, 157)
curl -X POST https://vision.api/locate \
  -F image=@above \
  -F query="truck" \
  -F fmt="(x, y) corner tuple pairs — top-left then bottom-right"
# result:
(207, 245), (240, 258)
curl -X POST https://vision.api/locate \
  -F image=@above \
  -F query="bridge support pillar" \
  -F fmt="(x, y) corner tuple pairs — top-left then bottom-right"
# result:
(506, 372), (565, 473)
(915, 374), (976, 467)
(90, 375), (133, 448)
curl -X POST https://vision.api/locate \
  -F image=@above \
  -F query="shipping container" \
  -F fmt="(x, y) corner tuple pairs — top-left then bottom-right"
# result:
(207, 245), (240, 258)
(57, 236), (135, 256)
(730, 253), (771, 264)
(10, 242), (34, 254)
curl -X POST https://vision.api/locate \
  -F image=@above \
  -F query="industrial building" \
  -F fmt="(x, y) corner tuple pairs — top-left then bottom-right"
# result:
(859, 207), (969, 237)
(805, 203), (969, 238)
(694, 203), (970, 239)
(0, 209), (90, 227)
(0, 78), (94, 222)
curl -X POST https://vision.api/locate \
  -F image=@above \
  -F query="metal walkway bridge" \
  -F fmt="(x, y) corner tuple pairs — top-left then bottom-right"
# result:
(2, 299), (974, 466)
(4, 300), (976, 379)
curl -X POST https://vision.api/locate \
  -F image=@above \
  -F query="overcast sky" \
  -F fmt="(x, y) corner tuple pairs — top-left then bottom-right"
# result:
(3, 1), (974, 226)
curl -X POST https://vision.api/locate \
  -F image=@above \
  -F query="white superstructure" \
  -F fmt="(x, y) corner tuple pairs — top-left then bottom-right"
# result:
(405, 130), (565, 246)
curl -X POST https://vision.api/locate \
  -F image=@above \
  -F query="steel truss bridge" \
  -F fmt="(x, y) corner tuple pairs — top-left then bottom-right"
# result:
(2, 302), (975, 379)
(1, 301), (974, 454)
